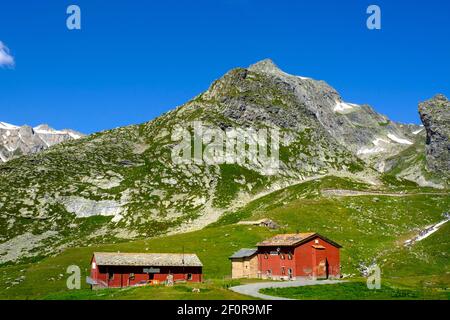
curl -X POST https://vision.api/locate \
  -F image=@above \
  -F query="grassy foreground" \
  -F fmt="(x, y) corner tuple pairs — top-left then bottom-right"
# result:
(44, 281), (256, 300)
(261, 280), (449, 300)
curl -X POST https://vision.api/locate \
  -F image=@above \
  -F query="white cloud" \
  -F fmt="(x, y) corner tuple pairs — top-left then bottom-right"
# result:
(0, 41), (15, 67)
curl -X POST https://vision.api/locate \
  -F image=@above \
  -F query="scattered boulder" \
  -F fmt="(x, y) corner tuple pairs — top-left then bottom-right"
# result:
(238, 218), (280, 229)
(419, 94), (450, 178)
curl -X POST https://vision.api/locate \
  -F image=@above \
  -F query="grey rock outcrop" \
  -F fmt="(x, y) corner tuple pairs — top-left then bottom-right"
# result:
(419, 94), (450, 178)
(201, 59), (421, 171)
(0, 122), (84, 163)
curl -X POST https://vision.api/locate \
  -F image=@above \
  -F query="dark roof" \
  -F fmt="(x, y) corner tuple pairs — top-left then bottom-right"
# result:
(257, 233), (342, 248)
(93, 252), (203, 267)
(229, 248), (258, 259)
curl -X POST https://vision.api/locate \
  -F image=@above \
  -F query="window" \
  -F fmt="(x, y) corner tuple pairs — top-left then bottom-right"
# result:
(187, 273), (193, 281)
(288, 253), (293, 260)
(315, 239), (320, 244)
(129, 273), (135, 281)
(92, 262), (96, 269)
(280, 254), (285, 260)
(264, 253), (268, 259)
(108, 273), (114, 281)
(281, 267), (286, 275)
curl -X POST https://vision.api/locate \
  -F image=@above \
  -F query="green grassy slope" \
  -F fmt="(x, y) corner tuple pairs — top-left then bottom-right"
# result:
(0, 177), (448, 300)
(261, 280), (448, 300)
(383, 138), (448, 188)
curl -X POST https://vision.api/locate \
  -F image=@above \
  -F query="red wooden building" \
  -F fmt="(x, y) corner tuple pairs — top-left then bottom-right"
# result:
(90, 252), (203, 289)
(256, 233), (342, 280)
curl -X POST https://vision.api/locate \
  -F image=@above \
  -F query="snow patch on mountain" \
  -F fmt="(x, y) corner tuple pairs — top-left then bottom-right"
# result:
(0, 122), (19, 130)
(333, 101), (359, 113)
(357, 138), (391, 155)
(66, 131), (82, 139)
(34, 125), (83, 139)
(373, 138), (390, 146)
(404, 214), (450, 246)
(357, 146), (385, 155)
(387, 134), (413, 145)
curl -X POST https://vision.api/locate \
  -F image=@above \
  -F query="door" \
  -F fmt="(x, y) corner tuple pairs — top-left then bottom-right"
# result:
(314, 248), (328, 279)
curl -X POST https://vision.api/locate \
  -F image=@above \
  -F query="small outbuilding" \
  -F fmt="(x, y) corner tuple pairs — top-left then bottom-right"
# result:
(90, 252), (203, 289)
(229, 248), (258, 279)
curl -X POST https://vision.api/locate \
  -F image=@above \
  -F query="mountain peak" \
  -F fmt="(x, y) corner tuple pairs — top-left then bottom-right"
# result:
(34, 124), (53, 132)
(419, 94), (449, 114)
(248, 59), (313, 81)
(248, 59), (284, 75)
(431, 93), (448, 103)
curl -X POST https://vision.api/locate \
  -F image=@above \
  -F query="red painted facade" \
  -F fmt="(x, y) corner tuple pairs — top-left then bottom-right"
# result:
(90, 256), (202, 288)
(257, 235), (341, 280)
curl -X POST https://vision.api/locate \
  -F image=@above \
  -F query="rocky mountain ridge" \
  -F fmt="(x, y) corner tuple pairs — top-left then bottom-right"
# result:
(419, 94), (450, 178)
(0, 122), (84, 163)
(246, 60), (422, 171)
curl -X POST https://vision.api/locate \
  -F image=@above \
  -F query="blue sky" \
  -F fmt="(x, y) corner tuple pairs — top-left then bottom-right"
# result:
(0, 0), (449, 133)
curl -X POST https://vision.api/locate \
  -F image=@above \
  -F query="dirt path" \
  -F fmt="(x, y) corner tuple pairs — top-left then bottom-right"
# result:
(321, 189), (448, 197)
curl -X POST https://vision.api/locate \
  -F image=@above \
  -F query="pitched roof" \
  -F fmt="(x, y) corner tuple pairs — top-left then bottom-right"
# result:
(257, 233), (342, 248)
(257, 233), (316, 246)
(93, 252), (203, 267)
(229, 248), (258, 259)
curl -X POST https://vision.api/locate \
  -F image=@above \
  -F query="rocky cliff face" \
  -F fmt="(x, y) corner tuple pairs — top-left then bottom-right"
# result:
(419, 94), (450, 178)
(0, 122), (84, 163)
